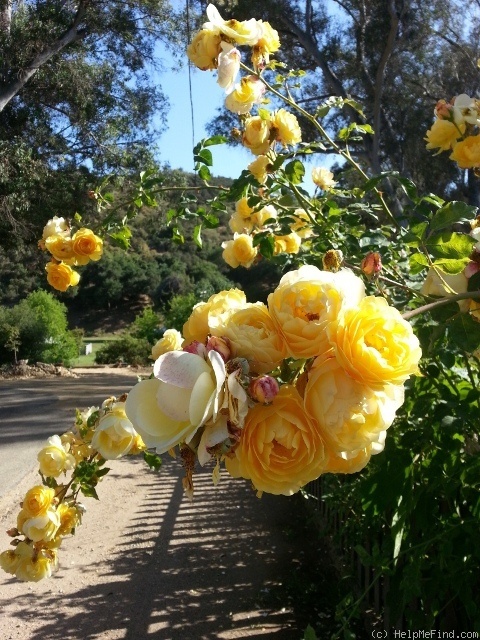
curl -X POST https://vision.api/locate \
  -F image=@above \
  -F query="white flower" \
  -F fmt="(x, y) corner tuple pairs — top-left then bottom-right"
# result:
(42, 216), (69, 240)
(217, 42), (241, 90)
(204, 4), (262, 46)
(453, 94), (480, 126)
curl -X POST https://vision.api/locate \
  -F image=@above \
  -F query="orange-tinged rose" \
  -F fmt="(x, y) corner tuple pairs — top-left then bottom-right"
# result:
(151, 328), (183, 360)
(327, 296), (422, 388)
(304, 355), (404, 454)
(22, 486), (55, 518)
(57, 503), (82, 536)
(71, 228), (103, 265)
(13, 542), (58, 582)
(217, 302), (287, 374)
(45, 234), (75, 262)
(229, 385), (326, 495)
(271, 109), (302, 146)
(425, 119), (465, 153)
(45, 261), (80, 291)
(323, 445), (372, 474)
(450, 134), (480, 168)
(183, 289), (246, 345)
(268, 265), (365, 359)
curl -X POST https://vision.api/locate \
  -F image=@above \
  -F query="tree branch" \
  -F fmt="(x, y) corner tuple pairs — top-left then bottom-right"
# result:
(0, 0), (88, 112)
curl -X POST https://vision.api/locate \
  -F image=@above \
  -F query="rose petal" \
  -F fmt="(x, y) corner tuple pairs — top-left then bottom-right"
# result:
(154, 351), (210, 389)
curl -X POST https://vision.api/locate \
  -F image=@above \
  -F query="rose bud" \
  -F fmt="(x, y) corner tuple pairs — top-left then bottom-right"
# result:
(183, 340), (207, 358)
(206, 336), (231, 362)
(465, 261), (480, 279)
(249, 375), (280, 404)
(361, 251), (382, 278)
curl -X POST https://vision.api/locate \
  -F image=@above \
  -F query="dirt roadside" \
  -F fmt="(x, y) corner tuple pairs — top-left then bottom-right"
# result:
(0, 367), (343, 640)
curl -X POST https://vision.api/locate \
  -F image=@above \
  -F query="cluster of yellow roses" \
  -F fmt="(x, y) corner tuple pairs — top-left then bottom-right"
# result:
(39, 215), (103, 291)
(126, 264), (422, 497)
(425, 94), (480, 170)
(0, 398), (145, 581)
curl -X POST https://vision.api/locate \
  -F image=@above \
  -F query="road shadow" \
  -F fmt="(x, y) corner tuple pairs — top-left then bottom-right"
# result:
(0, 456), (341, 639)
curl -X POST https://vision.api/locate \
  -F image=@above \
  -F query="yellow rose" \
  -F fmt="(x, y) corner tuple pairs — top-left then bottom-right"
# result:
(204, 5), (261, 46)
(13, 542), (58, 582)
(225, 76), (265, 114)
(91, 402), (138, 459)
(45, 260), (80, 291)
(274, 232), (301, 255)
(243, 115), (272, 155)
(229, 385), (326, 495)
(421, 267), (470, 312)
(327, 296), (422, 388)
(425, 119), (465, 153)
(38, 434), (76, 477)
(217, 302), (287, 374)
(247, 155), (271, 183)
(268, 265), (365, 359)
(0, 549), (19, 575)
(57, 503), (82, 536)
(290, 209), (315, 239)
(271, 109), (302, 146)
(323, 445), (372, 474)
(304, 355), (404, 454)
(151, 328), (183, 360)
(71, 227), (103, 265)
(251, 204), (277, 228)
(21, 508), (60, 542)
(222, 233), (258, 268)
(311, 167), (337, 190)
(236, 197), (254, 219)
(187, 29), (222, 70)
(450, 134), (480, 168)
(229, 211), (254, 234)
(253, 21), (280, 61)
(22, 485), (56, 518)
(45, 234), (75, 262)
(183, 289), (247, 345)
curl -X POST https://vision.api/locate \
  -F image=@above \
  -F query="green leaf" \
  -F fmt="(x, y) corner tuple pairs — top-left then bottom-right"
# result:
(258, 235), (275, 259)
(144, 451), (162, 471)
(202, 135), (228, 147)
(193, 224), (202, 249)
(409, 252), (429, 274)
(198, 165), (212, 181)
(108, 227), (132, 250)
(284, 159), (305, 185)
(429, 201), (477, 233)
(448, 313), (480, 351)
(432, 257), (471, 274)
(303, 624), (318, 640)
(425, 231), (476, 262)
(194, 148), (213, 166)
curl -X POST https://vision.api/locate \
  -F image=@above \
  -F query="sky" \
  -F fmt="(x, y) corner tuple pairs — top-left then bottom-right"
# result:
(153, 47), (323, 195)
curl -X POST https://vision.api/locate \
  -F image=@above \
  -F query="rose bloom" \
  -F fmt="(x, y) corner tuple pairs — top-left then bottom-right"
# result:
(183, 288), (246, 345)
(425, 118), (465, 153)
(327, 296), (422, 388)
(247, 155), (271, 183)
(22, 485), (56, 518)
(151, 328), (183, 360)
(216, 302), (287, 374)
(252, 20), (280, 66)
(450, 134), (480, 168)
(229, 211), (254, 234)
(42, 216), (69, 240)
(271, 109), (302, 146)
(187, 28), (222, 70)
(304, 355), (404, 454)
(203, 4), (261, 46)
(274, 232), (301, 255)
(243, 115), (272, 155)
(236, 197), (254, 219)
(311, 167), (337, 190)
(421, 267), (470, 312)
(290, 209), (315, 239)
(71, 228), (103, 265)
(268, 265), (365, 359)
(322, 444), (373, 474)
(125, 350), (226, 453)
(222, 233), (258, 268)
(91, 402), (138, 459)
(45, 234), (75, 263)
(251, 204), (277, 228)
(452, 94), (480, 126)
(45, 260), (80, 291)
(226, 385), (326, 495)
(21, 508), (60, 543)
(57, 503), (82, 536)
(11, 541), (58, 582)
(225, 76), (265, 114)
(216, 42), (240, 90)
(38, 434), (76, 477)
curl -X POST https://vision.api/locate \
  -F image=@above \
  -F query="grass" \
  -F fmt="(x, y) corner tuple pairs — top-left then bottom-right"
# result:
(72, 334), (119, 367)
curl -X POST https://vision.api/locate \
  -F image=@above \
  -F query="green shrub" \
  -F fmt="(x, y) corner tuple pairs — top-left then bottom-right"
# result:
(94, 335), (151, 366)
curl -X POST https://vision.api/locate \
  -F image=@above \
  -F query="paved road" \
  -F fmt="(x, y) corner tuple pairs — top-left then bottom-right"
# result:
(0, 373), (141, 499)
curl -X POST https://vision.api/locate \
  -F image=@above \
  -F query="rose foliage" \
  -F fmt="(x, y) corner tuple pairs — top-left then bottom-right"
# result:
(2, 3), (480, 631)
